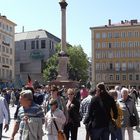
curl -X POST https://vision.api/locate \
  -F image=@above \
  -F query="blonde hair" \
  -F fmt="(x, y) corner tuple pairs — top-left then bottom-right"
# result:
(67, 88), (75, 95)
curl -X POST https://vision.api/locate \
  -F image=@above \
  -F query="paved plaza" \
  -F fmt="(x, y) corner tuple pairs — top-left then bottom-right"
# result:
(2, 100), (140, 140)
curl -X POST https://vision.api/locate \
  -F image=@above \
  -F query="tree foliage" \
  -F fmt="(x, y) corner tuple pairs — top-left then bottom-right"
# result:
(43, 44), (89, 83)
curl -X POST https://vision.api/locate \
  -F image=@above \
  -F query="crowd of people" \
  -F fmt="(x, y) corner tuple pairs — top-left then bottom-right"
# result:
(0, 82), (140, 140)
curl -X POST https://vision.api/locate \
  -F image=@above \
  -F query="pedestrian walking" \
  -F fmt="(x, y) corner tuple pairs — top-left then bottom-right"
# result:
(45, 99), (66, 140)
(0, 95), (10, 140)
(118, 87), (139, 140)
(64, 88), (81, 140)
(10, 90), (45, 140)
(109, 89), (123, 140)
(84, 82), (118, 140)
(80, 89), (96, 140)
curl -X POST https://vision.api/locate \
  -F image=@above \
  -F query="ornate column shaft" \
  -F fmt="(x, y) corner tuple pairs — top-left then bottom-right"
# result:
(59, 1), (68, 52)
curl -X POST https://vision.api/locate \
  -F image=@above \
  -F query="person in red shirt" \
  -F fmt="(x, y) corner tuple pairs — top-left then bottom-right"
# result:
(80, 85), (88, 101)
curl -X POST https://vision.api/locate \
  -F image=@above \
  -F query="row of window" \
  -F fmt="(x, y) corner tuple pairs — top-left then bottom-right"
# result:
(23, 40), (55, 51)
(0, 45), (12, 54)
(0, 68), (12, 79)
(95, 31), (140, 39)
(0, 21), (13, 33)
(0, 56), (12, 65)
(24, 40), (46, 50)
(95, 62), (140, 71)
(0, 33), (13, 46)
(95, 41), (140, 48)
(96, 73), (140, 82)
(95, 49), (140, 59)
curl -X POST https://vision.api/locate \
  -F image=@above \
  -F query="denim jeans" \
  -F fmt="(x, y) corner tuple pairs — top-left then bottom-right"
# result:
(90, 127), (110, 140)
(110, 128), (122, 140)
(0, 124), (3, 140)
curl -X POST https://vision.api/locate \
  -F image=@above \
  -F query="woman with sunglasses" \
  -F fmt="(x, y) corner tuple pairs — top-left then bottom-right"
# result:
(64, 88), (81, 140)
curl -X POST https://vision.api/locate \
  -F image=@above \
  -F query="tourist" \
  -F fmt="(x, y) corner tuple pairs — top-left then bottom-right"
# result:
(10, 90), (44, 140)
(45, 99), (66, 140)
(118, 87), (139, 140)
(0, 95), (10, 140)
(80, 89), (96, 140)
(84, 82), (118, 140)
(64, 88), (81, 140)
(109, 89), (123, 140)
(43, 85), (67, 118)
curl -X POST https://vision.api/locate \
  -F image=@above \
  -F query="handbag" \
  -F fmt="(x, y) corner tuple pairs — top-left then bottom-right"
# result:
(52, 115), (66, 140)
(125, 103), (137, 127)
(58, 130), (66, 140)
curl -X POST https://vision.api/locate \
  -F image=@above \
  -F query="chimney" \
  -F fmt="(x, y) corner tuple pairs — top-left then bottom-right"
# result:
(131, 19), (138, 25)
(2, 15), (7, 19)
(22, 26), (24, 32)
(108, 19), (111, 26)
(121, 20), (124, 24)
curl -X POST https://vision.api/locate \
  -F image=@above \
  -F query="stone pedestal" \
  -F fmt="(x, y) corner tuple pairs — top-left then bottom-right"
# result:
(57, 55), (69, 81)
(50, 79), (79, 88)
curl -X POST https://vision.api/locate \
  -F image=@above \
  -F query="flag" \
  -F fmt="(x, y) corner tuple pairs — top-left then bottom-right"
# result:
(27, 74), (33, 87)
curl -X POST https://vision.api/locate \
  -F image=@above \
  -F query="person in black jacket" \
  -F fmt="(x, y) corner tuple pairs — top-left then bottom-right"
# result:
(84, 82), (118, 140)
(64, 88), (81, 140)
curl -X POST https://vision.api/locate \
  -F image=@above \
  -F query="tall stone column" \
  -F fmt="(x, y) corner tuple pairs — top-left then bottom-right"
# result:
(57, 0), (69, 81)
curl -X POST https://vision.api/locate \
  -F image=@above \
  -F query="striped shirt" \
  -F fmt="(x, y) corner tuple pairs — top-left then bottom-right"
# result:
(80, 95), (92, 122)
(16, 102), (44, 123)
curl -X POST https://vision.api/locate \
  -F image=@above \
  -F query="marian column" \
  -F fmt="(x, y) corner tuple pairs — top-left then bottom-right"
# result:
(57, 0), (69, 81)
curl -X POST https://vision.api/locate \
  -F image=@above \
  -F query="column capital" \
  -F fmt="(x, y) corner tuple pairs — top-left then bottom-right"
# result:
(59, 1), (68, 9)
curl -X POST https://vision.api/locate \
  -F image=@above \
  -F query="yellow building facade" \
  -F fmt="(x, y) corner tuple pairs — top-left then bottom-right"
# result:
(0, 15), (16, 85)
(91, 19), (140, 89)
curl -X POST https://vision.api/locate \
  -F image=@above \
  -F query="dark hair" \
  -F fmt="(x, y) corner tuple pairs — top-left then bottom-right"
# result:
(89, 89), (96, 96)
(51, 85), (58, 92)
(96, 82), (106, 92)
(96, 82), (108, 97)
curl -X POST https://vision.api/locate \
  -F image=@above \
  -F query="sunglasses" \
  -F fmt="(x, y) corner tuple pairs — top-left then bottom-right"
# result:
(68, 93), (74, 95)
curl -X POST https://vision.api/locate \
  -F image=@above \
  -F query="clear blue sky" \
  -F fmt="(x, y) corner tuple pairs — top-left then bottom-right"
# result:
(0, 0), (140, 57)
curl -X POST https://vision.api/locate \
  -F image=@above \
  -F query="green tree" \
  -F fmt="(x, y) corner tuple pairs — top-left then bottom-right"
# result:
(43, 44), (89, 83)
(68, 45), (89, 82)
(43, 54), (58, 81)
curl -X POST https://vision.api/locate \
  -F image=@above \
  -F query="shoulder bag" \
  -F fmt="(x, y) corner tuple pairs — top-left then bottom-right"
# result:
(52, 114), (66, 140)
(125, 103), (137, 127)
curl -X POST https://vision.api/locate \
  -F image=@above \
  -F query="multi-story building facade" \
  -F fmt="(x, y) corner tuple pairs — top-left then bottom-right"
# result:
(15, 29), (60, 86)
(0, 15), (16, 88)
(91, 19), (140, 89)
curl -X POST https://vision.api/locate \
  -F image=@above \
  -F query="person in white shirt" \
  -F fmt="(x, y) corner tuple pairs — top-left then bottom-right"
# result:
(45, 99), (66, 140)
(0, 95), (10, 140)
